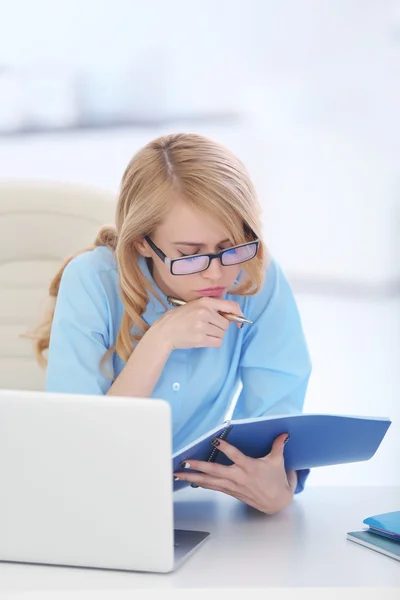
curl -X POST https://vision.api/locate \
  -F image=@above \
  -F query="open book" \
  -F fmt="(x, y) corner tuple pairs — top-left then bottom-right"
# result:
(172, 413), (391, 491)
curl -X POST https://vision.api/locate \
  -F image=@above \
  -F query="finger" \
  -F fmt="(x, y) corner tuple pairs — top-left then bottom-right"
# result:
(200, 335), (223, 349)
(205, 323), (227, 338)
(216, 299), (244, 317)
(209, 438), (248, 467)
(178, 459), (238, 481)
(267, 432), (290, 461)
(173, 471), (238, 494)
(208, 313), (230, 331)
(286, 469), (297, 493)
(201, 297), (244, 318)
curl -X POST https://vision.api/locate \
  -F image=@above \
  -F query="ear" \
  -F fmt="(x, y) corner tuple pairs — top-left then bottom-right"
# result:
(134, 237), (152, 258)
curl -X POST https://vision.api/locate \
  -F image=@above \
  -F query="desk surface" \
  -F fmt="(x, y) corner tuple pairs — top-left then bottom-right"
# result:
(0, 486), (399, 595)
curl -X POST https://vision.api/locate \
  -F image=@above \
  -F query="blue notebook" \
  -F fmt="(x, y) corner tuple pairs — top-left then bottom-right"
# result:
(363, 511), (400, 541)
(346, 530), (400, 561)
(172, 413), (391, 490)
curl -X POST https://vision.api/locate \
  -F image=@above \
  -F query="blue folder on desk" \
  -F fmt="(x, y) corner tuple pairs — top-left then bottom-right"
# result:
(363, 511), (400, 541)
(347, 510), (400, 560)
(172, 413), (391, 490)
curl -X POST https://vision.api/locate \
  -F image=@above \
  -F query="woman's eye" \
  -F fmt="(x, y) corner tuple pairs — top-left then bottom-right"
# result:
(179, 250), (200, 257)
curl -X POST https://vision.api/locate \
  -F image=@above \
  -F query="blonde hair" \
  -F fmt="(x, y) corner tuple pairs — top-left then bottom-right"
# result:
(30, 132), (268, 372)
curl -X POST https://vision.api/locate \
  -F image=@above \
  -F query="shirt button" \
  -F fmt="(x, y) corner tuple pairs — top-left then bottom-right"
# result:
(172, 382), (180, 392)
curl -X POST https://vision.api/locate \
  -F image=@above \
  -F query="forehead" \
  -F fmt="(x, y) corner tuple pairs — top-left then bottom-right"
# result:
(156, 201), (230, 242)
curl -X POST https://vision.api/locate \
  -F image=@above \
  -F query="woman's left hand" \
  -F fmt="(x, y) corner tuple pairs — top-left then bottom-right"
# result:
(173, 433), (297, 514)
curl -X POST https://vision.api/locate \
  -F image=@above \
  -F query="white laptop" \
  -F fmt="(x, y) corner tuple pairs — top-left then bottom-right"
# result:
(0, 389), (209, 573)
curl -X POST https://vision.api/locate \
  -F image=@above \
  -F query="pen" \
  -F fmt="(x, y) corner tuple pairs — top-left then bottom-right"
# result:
(167, 296), (253, 325)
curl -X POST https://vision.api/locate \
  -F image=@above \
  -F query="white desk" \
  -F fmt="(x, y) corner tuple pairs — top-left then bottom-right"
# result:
(0, 487), (399, 596)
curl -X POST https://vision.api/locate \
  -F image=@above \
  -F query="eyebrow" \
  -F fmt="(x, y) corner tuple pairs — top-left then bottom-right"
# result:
(172, 239), (230, 247)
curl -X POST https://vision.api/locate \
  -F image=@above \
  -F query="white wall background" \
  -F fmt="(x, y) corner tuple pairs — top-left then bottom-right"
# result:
(0, 0), (398, 487)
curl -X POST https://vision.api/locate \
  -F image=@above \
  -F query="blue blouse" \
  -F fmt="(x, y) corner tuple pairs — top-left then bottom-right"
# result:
(46, 246), (312, 494)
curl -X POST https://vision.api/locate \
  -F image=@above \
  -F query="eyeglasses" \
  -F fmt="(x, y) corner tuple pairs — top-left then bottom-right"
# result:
(144, 235), (260, 275)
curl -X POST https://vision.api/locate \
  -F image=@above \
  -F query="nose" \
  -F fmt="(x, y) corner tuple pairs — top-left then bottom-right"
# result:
(202, 256), (224, 281)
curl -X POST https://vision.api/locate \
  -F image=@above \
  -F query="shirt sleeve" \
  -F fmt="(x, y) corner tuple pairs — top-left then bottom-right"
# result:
(45, 255), (113, 395)
(232, 259), (312, 494)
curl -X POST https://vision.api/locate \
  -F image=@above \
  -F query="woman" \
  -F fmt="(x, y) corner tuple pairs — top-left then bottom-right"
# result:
(32, 132), (312, 514)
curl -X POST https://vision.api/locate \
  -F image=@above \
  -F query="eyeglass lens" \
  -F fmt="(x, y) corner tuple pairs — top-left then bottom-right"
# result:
(171, 242), (257, 275)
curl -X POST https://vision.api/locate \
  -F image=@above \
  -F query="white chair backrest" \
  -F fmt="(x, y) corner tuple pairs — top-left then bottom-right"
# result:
(0, 180), (116, 391)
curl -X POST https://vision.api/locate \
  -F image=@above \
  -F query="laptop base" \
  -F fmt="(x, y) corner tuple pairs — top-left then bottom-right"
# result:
(174, 529), (210, 569)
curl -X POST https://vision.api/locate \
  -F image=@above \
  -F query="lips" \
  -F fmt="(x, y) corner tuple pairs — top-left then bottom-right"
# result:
(196, 287), (226, 296)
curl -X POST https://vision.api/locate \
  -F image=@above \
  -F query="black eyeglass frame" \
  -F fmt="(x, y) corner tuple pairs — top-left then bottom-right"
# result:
(144, 235), (260, 276)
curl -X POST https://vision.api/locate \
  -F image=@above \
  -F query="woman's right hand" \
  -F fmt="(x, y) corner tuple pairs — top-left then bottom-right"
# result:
(148, 296), (245, 352)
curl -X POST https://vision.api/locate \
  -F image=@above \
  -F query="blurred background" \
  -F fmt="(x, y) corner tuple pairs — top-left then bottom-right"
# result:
(0, 0), (398, 487)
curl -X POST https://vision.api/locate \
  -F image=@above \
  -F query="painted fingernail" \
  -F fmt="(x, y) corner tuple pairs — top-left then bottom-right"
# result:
(284, 434), (290, 444)
(211, 439), (220, 447)
(181, 461), (190, 469)
(191, 483), (199, 488)
(239, 322), (244, 329)
(174, 476), (180, 481)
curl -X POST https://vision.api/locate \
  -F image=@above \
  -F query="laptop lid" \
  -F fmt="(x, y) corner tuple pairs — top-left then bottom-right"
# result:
(0, 389), (175, 573)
